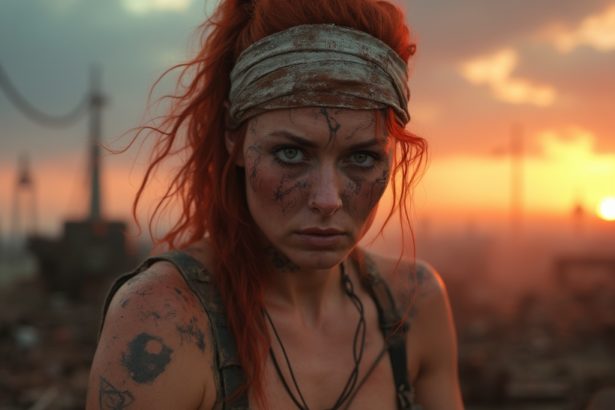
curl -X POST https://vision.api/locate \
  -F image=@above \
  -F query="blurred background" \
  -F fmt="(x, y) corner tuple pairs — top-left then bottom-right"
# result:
(1, 0), (614, 409)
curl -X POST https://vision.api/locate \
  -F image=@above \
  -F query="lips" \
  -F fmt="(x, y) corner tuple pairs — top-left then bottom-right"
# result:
(298, 227), (345, 235)
(294, 227), (346, 248)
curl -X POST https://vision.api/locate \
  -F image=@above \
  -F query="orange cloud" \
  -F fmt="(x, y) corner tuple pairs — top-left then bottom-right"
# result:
(554, 4), (615, 52)
(461, 48), (556, 106)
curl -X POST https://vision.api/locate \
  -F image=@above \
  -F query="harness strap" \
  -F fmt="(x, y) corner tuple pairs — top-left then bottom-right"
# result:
(99, 251), (249, 410)
(351, 249), (416, 410)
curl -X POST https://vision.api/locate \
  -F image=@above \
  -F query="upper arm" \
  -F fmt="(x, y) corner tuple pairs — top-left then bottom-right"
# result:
(86, 263), (216, 409)
(410, 262), (464, 410)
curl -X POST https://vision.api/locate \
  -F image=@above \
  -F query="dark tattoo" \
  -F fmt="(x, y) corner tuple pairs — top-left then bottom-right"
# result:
(173, 287), (189, 304)
(121, 333), (173, 384)
(99, 377), (134, 409)
(162, 302), (177, 319)
(176, 317), (206, 352)
(319, 108), (341, 144)
(120, 298), (130, 308)
(401, 263), (437, 321)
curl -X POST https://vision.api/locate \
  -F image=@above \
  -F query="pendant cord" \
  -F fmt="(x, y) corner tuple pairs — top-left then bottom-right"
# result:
(263, 262), (366, 410)
(342, 343), (388, 410)
(333, 262), (366, 408)
(265, 310), (310, 410)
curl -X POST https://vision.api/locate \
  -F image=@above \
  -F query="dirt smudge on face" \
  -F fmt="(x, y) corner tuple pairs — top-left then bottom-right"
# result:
(273, 174), (311, 215)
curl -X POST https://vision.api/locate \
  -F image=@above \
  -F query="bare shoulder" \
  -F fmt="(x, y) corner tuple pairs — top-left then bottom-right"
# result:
(363, 250), (449, 315)
(86, 251), (218, 409)
(362, 250), (464, 408)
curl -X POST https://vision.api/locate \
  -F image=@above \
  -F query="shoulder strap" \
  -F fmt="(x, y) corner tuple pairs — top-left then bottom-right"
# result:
(99, 251), (249, 410)
(350, 249), (417, 410)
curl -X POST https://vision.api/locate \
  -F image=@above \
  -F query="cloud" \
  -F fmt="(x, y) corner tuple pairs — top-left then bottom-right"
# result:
(461, 48), (556, 107)
(121, 0), (194, 15)
(553, 4), (615, 52)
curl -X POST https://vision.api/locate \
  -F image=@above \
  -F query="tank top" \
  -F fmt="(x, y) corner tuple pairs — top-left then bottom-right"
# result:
(99, 248), (420, 409)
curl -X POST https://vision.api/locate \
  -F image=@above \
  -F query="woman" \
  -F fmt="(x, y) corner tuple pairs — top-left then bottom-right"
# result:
(86, 0), (463, 409)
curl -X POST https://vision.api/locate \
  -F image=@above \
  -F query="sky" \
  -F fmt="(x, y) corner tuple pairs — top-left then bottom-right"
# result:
(1, 0), (615, 238)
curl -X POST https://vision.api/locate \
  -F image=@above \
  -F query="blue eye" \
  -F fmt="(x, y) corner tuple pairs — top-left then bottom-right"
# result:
(274, 147), (304, 164)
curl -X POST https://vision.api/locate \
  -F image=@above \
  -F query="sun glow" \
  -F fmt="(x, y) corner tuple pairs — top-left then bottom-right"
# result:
(412, 127), (615, 220)
(597, 197), (615, 221)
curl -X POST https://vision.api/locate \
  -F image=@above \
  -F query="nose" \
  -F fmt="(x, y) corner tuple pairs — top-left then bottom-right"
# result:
(309, 164), (343, 216)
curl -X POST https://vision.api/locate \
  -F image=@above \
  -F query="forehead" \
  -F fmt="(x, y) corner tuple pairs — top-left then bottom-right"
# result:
(246, 107), (387, 145)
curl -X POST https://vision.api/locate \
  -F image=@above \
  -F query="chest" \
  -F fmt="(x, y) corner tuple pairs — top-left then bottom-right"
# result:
(253, 307), (420, 410)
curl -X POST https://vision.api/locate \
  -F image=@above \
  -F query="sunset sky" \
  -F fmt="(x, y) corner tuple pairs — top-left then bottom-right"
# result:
(1, 0), (614, 237)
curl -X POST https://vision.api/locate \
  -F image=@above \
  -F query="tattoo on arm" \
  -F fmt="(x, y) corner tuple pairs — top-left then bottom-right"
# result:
(121, 333), (173, 384)
(99, 377), (134, 409)
(176, 317), (206, 352)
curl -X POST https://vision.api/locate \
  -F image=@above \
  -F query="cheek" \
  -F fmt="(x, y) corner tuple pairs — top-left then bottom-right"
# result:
(341, 167), (389, 220)
(271, 173), (311, 215)
(245, 154), (311, 217)
(245, 146), (264, 193)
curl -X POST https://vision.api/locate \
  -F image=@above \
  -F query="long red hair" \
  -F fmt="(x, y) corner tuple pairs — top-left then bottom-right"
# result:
(133, 0), (425, 406)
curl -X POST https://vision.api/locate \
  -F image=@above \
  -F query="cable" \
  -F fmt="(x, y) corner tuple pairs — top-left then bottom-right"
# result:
(0, 63), (88, 128)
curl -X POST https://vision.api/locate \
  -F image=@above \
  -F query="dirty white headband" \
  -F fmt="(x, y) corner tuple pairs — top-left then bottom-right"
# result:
(228, 24), (410, 129)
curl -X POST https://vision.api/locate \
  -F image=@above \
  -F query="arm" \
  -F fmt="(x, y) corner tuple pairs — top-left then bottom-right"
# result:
(86, 262), (216, 409)
(411, 262), (464, 410)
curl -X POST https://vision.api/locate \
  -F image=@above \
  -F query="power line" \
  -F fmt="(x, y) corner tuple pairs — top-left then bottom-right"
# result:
(0, 63), (88, 128)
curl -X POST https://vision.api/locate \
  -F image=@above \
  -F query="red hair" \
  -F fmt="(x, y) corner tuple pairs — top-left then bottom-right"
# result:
(132, 0), (425, 406)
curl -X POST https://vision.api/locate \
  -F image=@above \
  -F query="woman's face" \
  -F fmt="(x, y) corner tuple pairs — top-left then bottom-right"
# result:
(235, 107), (392, 270)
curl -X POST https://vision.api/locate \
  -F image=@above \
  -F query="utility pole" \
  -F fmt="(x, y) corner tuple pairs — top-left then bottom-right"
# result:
(88, 65), (106, 222)
(10, 154), (37, 254)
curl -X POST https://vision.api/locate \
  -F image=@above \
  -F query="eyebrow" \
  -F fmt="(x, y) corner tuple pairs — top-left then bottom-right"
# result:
(265, 130), (383, 149)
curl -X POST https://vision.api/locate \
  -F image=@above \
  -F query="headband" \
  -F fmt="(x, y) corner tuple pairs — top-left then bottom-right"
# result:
(227, 24), (410, 129)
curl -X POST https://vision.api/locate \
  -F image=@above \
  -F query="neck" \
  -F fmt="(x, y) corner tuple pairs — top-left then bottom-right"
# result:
(263, 251), (348, 326)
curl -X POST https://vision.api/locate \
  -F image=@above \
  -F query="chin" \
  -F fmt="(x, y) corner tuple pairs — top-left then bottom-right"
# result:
(287, 248), (349, 271)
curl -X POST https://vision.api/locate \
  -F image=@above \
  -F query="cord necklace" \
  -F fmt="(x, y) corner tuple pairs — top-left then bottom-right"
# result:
(263, 262), (367, 410)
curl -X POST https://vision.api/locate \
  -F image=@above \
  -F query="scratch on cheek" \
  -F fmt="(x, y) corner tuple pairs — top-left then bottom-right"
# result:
(246, 145), (263, 192)
(341, 177), (364, 215)
(273, 175), (310, 215)
(367, 168), (390, 209)
(348, 178), (362, 196)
